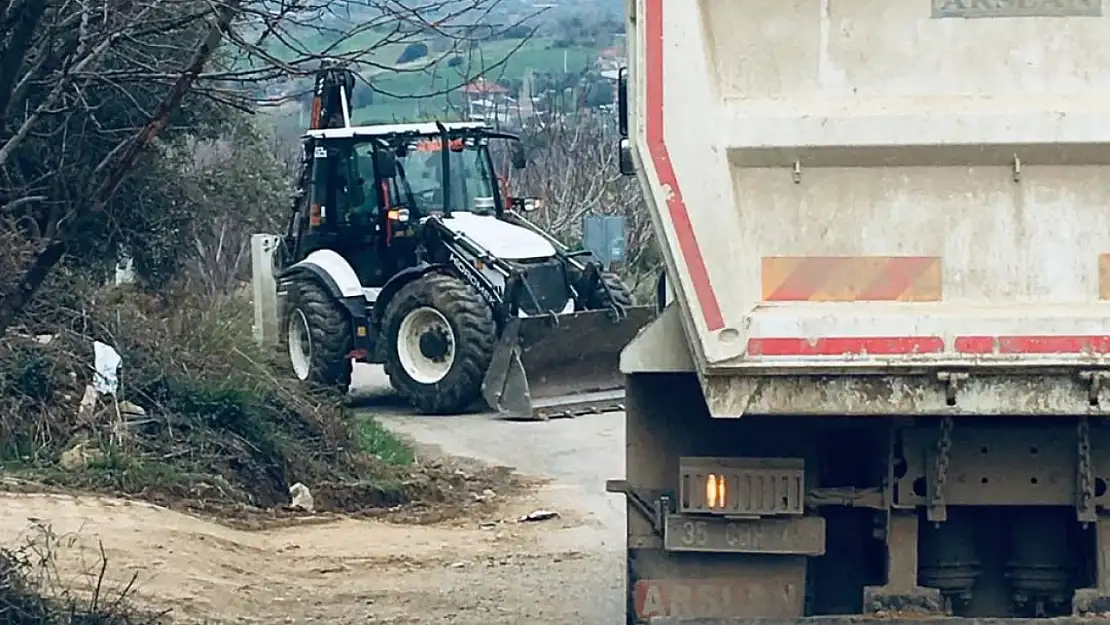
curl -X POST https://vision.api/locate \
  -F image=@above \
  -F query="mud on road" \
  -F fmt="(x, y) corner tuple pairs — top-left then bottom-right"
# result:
(0, 366), (628, 625)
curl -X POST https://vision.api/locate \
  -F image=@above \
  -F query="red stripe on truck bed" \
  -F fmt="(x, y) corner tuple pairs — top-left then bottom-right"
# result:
(644, 0), (725, 331)
(955, 335), (1110, 354)
(748, 337), (945, 356)
(749, 335), (1110, 357)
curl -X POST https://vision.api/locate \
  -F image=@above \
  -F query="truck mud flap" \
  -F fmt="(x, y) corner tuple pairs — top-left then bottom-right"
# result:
(647, 620), (1104, 625)
(481, 306), (654, 420)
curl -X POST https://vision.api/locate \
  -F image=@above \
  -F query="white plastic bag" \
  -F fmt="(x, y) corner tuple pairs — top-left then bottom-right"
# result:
(92, 341), (122, 396)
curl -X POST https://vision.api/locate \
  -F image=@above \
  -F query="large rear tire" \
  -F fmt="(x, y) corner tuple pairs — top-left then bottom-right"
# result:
(381, 272), (496, 414)
(585, 271), (634, 310)
(281, 278), (353, 393)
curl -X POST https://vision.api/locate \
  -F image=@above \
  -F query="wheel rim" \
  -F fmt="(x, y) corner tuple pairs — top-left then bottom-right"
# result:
(288, 309), (313, 381)
(396, 306), (455, 385)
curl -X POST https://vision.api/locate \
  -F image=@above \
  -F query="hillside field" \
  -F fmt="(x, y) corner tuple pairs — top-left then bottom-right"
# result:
(267, 28), (602, 122)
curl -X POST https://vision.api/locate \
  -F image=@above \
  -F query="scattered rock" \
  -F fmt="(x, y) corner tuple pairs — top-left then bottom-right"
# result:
(518, 509), (559, 523)
(449, 561), (465, 569)
(76, 385), (98, 422)
(59, 442), (103, 471)
(472, 488), (497, 502)
(118, 400), (146, 417)
(289, 482), (314, 512)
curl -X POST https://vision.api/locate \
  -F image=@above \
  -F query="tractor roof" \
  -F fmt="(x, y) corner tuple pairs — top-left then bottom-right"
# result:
(305, 121), (497, 140)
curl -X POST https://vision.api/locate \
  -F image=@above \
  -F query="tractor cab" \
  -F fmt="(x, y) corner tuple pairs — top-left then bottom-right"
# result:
(287, 122), (530, 288)
(386, 133), (508, 219)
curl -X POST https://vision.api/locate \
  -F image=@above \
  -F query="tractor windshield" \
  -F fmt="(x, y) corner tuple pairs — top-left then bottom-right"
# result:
(396, 137), (498, 216)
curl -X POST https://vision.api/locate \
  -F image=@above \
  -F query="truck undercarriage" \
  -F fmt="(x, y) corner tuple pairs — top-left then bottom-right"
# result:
(616, 369), (1110, 624)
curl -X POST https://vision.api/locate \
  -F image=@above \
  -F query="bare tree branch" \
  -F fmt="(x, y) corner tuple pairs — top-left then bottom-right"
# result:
(509, 106), (659, 295)
(0, 0), (546, 335)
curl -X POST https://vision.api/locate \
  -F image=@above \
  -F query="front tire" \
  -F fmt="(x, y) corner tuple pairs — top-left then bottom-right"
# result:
(280, 278), (353, 393)
(584, 271), (635, 310)
(381, 273), (495, 414)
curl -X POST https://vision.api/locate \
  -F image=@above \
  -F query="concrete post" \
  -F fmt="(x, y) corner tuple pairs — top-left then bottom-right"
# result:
(251, 234), (281, 346)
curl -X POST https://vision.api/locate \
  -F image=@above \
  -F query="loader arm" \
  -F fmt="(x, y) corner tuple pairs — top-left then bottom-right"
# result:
(504, 210), (630, 320)
(425, 215), (574, 326)
(423, 216), (518, 315)
(503, 209), (590, 270)
(419, 216), (651, 420)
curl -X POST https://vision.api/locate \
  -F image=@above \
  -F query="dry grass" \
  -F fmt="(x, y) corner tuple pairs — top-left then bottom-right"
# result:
(0, 275), (413, 512)
(0, 524), (164, 625)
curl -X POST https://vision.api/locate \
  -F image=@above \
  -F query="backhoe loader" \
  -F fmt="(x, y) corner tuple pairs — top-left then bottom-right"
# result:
(252, 66), (653, 419)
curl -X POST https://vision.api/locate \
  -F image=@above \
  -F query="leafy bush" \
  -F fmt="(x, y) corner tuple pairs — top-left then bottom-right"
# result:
(395, 42), (428, 64)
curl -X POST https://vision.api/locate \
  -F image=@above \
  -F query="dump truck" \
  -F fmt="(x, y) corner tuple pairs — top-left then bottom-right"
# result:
(250, 66), (653, 420)
(606, 0), (1110, 622)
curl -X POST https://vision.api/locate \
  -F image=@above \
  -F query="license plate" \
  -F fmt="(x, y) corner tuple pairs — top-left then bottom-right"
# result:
(663, 514), (825, 555)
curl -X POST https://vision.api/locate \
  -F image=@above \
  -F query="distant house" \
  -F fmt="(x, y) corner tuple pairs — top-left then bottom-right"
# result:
(596, 44), (626, 71)
(599, 46), (622, 60)
(593, 45), (626, 105)
(461, 78), (514, 125)
(462, 78), (509, 98)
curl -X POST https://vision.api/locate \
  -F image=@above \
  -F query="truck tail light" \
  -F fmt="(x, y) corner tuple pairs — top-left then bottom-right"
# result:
(705, 473), (727, 509)
(679, 457), (805, 516)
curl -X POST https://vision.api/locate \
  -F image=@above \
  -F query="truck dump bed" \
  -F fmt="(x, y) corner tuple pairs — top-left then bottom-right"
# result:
(629, 0), (1110, 376)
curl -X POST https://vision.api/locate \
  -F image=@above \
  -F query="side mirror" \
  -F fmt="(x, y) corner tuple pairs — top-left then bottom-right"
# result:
(511, 196), (542, 212)
(510, 142), (527, 170)
(617, 67), (628, 138)
(618, 138), (634, 176)
(375, 151), (397, 178)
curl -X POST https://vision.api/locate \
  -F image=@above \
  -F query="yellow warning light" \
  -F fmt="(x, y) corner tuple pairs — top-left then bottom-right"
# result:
(356, 325), (367, 337)
(705, 474), (727, 509)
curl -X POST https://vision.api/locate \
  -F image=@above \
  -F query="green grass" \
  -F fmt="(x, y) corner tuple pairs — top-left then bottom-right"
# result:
(355, 415), (414, 465)
(351, 37), (599, 122)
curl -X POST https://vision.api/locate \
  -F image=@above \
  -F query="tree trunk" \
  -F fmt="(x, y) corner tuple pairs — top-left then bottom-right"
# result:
(0, 0), (244, 338)
(0, 239), (64, 335)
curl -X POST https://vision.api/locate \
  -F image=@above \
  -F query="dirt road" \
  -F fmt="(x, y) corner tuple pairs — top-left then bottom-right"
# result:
(0, 364), (628, 624)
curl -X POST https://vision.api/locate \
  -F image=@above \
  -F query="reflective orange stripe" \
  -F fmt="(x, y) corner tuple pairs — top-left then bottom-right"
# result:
(1100, 253), (1110, 300)
(761, 256), (942, 302)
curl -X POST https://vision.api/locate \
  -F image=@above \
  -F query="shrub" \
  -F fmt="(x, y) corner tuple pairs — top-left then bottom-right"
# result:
(0, 279), (413, 511)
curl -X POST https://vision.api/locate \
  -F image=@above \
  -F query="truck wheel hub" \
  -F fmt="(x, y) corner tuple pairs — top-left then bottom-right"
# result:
(419, 330), (450, 361)
(288, 309), (313, 381)
(397, 306), (456, 384)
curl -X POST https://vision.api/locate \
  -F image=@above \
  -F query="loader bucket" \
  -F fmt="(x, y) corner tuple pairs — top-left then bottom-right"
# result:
(481, 306), (655, 420)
